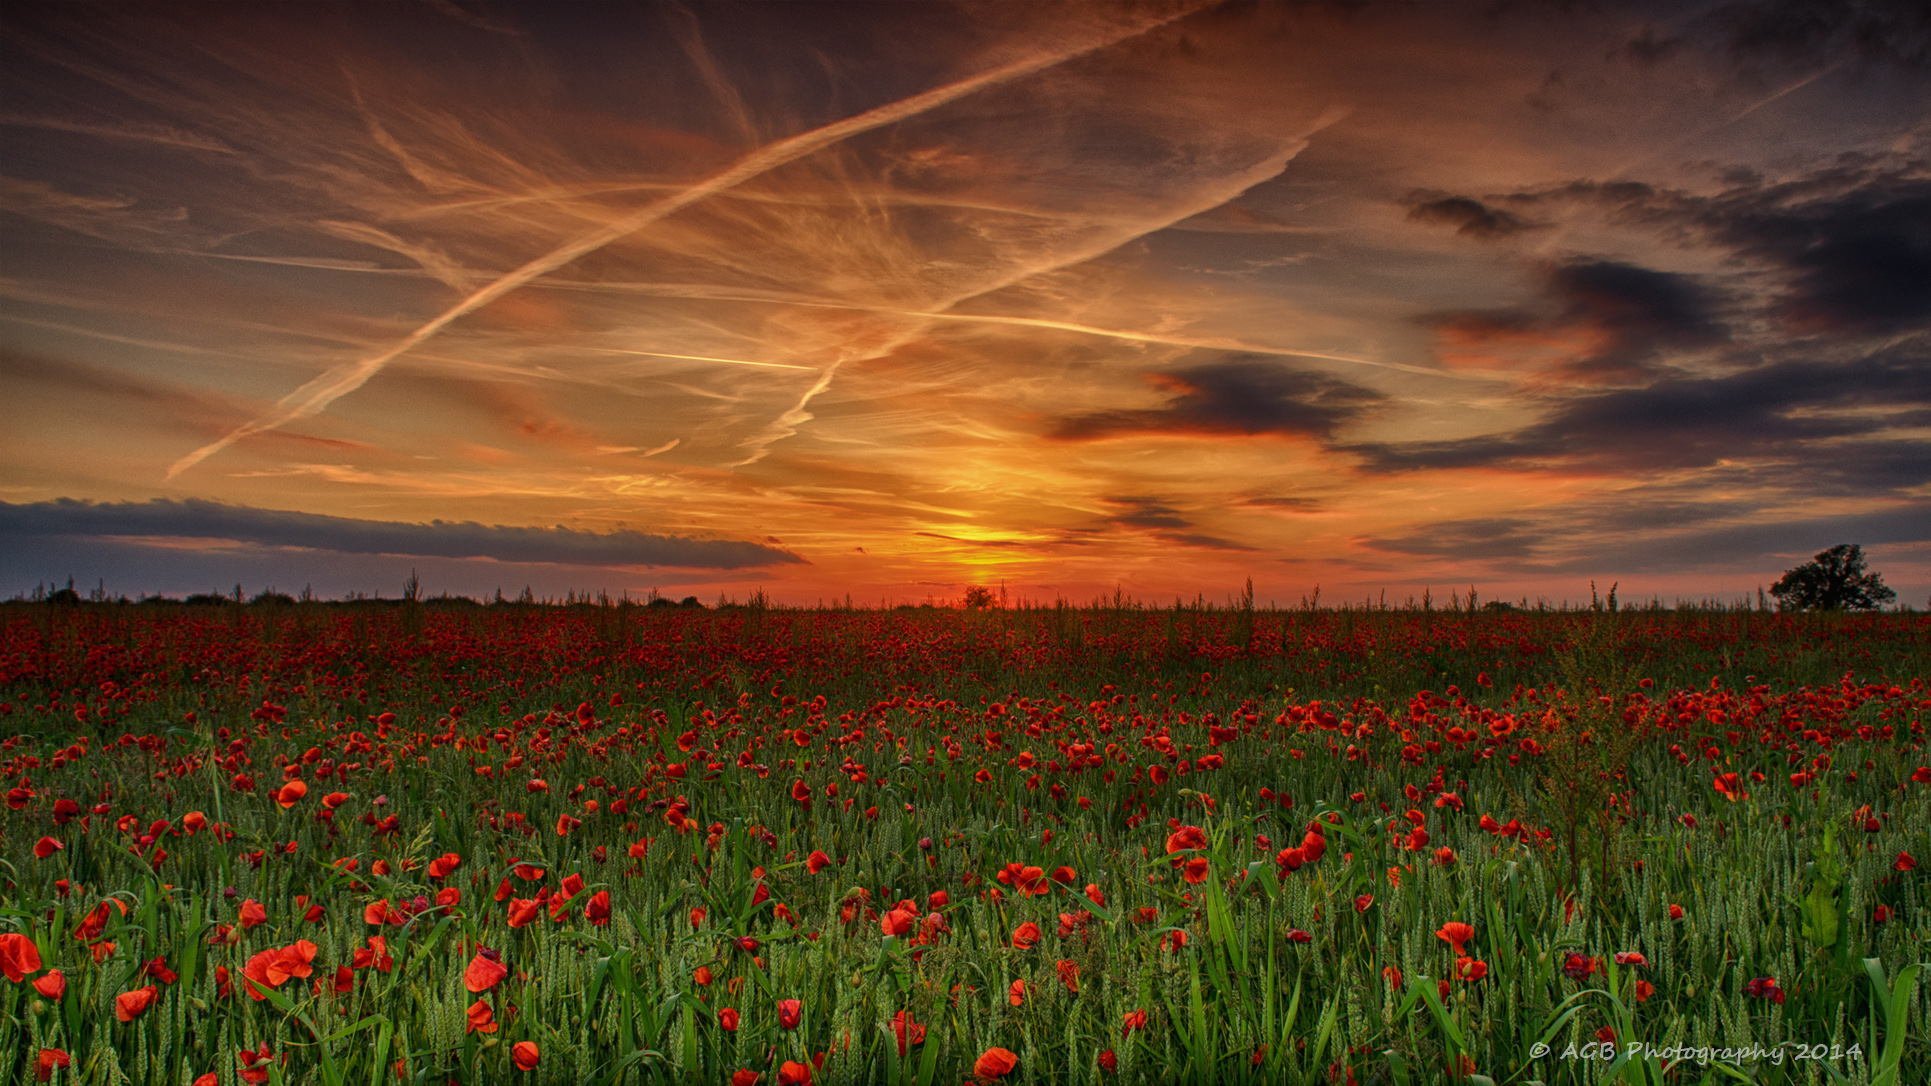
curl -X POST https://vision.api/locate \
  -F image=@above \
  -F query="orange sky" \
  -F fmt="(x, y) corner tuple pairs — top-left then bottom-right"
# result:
(2, 1), (1927, 606)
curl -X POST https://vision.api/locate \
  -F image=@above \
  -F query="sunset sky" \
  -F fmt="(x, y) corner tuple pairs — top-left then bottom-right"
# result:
(3, 0), (1927, 606)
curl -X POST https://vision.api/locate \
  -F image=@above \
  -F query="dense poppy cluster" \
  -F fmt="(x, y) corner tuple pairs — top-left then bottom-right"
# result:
(0, 604), (1924, 1083)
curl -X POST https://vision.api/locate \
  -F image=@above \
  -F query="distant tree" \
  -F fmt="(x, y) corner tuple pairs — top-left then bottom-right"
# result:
(962, 585), (997, 609)
(1770, 544), (1896, 611)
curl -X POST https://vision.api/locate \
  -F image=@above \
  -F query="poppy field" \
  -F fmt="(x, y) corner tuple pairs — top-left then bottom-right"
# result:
(0, 602), (1926, 1085)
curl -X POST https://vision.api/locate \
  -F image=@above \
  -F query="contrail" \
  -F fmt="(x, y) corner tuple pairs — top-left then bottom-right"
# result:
(166, 3), (1214, 480)
(585, 346), (814, 372)
(903, 311), (1498, 382)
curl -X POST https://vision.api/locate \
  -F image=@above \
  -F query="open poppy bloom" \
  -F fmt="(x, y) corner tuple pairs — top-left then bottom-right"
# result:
(464, 951), (509, 993)
(891, 1009), (925, 1054)
(1434, 922), (1475, 955)
(974, 1047), (1018, 1080)
(0, 933), (42, 982)
(36, 1049), (71, 1083)
(241, 941), (317, 1000)
(115, 985), (159, 1022)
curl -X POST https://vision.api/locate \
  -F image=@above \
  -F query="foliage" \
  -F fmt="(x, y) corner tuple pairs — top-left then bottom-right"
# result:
(0, 604), (1925, 1085)
(1771, 544), (1898, 611)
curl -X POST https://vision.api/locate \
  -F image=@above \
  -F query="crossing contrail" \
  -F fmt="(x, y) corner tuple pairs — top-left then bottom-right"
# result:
(166, 2), (1214, 479)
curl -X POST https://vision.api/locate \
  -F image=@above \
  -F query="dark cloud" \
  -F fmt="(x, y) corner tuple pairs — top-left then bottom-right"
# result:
(1358, 495), (1929, 575)
(1406, 194), (1538, 240)
(1483, 168), (1931, 336)
(1049, 358), (1382, 441)
(1423, 257), (1723, 383)
(0, 498), (804, 569)
(1352, 346), (1931, 484)
(1103, 496), (1191, 530)
(1701, 0), (1931, 69)
(1360, 517), (1541, 560)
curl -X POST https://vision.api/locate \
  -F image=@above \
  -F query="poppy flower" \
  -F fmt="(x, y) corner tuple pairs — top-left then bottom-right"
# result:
(584, 890), (611, 926)
(1008, 978), (1027, 1006)
(0, 933), (42, 982)
(778, 997), (802, 1030)
(34, 837), (62, 859)
(718, 1007), (740, 1031)
(1165, 826), (1207, 854)
(1011, 921), (1041, 949)
(1434, 922), (1475, 955)
(36, 1049), (71, 1083)
(274, 780), (308, 808)
(464, 951), (509, 993)
(466, 999), (499, 1034)
(34, 969), (66, 1000)
(1897, 851), (1918, 872)
(237, 1043), (277, 1084)
(974, 1047), (1019, 1080)
(1122, 1009), (1148, 1037)
(1056, 958), (1079, 992)
(239, 899), (268, 928)
(891, 1009), (925, 1054)
(241, 941), (317, 1000)
(1181, 856), (1210, 884)
(1744, 976), (1786, 1004)
(731, 1072), (761, 1086)
(1099, 1049), (1118, 1073)
(511, 1041), (540, 1071)
(778, 1062), (812, 1086)
(115, 985), (159, 1022)
(806, 850), (832, 874)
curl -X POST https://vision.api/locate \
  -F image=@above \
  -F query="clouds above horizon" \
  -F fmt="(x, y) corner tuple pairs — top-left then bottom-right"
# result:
(0, 498), (802, 569)
(1, 0), (1927, 604)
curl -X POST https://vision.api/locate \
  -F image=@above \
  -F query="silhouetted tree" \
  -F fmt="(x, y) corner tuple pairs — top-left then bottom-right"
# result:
(1770, 544), (1896, 611)
(962, 585), (997, 609)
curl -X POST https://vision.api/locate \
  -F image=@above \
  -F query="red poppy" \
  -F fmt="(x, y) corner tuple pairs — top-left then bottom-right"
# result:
(584, 890), (611, 926)
(511, 1041), (540, 1071)
(34, 969), (66, 1000)
(1434, 922), (1475, 955)
(778, 1061), (812, 1086)
(464, 951), (509, 993)
(115, 985), (159, 1022)
(36, 1049), (71, 1083)
(718, 1006), (740, 1031)
(275, 780), (308, 808)
(0, 933), (42, 982)
(34, 837), (62, 859)
(239, 899), (268, 929)
(466, 999), (498, 1034)
(1055, 958), (1079, 992)
(891, 1009), (925, 1054)
(1008, 978), (1027, 1006)
(806, 850), (832, 874)
(1122, 1009), (1148, 1036)
(241, 941), (317, 1000)
(237, 1043), (277, 1084)
(778, 997), (802, 1030)
(974, 1047), (1019, 1080)
(1011, 921), (1041, 949)
(1165, 826), (1207, 854)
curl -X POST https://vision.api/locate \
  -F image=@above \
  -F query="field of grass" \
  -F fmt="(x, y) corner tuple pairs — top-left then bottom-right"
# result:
(1, 601), (1926, 1084)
